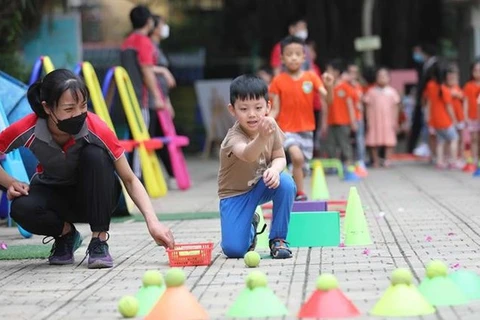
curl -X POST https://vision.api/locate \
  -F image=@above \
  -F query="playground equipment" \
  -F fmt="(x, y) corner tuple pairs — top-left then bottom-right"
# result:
(0, 101), (32, 238)
(75, 61), (137, 212)
(102, 66), (167, 198)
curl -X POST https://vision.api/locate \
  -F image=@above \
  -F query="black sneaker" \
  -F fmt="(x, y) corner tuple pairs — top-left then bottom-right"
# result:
(248, 212), (266, 252)
(86, 235), (113, 269)
(43, 225), (83, 265)
(295, 194), (308, 201)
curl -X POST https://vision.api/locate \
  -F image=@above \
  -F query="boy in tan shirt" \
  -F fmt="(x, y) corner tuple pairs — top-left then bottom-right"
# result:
(218, 74), (296, 259)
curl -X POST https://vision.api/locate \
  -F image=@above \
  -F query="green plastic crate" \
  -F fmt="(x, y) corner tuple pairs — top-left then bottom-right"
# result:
(286, 211), (340, 247)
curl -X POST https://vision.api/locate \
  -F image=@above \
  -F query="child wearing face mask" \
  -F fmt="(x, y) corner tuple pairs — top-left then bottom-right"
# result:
(269, 36), (334, 201)
(0, 69), (175, 269)
(269, 18), (312, 76)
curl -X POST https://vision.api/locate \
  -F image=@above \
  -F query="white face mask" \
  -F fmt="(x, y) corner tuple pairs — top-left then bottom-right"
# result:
(295, 30), (308, 40)
(161, 24), (170, 39)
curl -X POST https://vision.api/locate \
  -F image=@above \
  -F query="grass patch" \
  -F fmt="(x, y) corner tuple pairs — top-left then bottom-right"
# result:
(0, 245), (50, 260)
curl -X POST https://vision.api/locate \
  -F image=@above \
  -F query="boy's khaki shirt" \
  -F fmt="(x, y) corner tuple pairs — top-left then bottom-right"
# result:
(218, 121), (285, 199)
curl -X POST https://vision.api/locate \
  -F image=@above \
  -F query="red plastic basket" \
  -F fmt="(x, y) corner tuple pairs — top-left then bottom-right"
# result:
(166, 242), (214, 267)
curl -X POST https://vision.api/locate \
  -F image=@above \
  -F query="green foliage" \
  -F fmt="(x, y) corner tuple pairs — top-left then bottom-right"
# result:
(0, 0), (56, 80)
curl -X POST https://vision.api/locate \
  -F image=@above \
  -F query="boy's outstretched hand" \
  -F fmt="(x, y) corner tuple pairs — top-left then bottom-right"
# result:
(263, 168), (280, 189)
(258, 117), (276, 138)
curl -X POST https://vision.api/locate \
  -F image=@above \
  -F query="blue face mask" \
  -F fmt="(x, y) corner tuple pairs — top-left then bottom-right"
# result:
(413, 52), (424, 64)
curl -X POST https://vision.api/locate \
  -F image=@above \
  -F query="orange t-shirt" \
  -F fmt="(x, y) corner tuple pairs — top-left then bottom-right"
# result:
(462, 80), (480, 120)
(327, 81), (355, 126)
(423, 80), (453, 129)
(348, 82), (363, 121)
(269, 71), (324, 132)
(449, 85), (464, 122)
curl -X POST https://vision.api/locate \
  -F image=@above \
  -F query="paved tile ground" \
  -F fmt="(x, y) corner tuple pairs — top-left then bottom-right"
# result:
(1, 158), (480, 319)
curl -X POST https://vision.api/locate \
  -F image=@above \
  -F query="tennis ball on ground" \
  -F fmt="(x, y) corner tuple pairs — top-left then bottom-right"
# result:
(118, 295), (139, 318)
(316, 273), (338, 291)
(165, 268), (186, 287)
(142, 270), (163, 287)
(426, 260), (448, 279)
(391, 268), (413, 285)
(244, 251), (261, 268)
(246, 270), (268, 289)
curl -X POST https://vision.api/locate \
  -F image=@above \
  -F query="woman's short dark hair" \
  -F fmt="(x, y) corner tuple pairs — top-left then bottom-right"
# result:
(27, 69), (88, 118)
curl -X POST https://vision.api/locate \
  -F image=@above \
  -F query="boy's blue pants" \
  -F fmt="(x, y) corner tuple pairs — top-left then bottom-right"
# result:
(219, 172), (296, 258)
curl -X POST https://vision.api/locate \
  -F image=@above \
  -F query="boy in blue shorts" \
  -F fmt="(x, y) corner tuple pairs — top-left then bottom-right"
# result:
(218, 74), (296, 259)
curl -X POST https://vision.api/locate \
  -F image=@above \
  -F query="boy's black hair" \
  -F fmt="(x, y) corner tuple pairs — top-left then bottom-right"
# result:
(230, 74), (268, 105)
(280, 35), (305, 54)
(129, 5), (152, 29)
(326, 58), (346, 74)
(288, 17), (306, 28)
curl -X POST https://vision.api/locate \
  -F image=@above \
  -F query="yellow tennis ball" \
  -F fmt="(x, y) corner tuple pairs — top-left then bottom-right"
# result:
(165, 268), (186, 287)
(391, 268), (413, 285)
(316, 273), (338, 291)
(118, 295), (139, 318)
(426, 260), (448, 279)
(244, 251), (261, 268)
(142, 270), (163, 287)
(245, 270), (268, 289)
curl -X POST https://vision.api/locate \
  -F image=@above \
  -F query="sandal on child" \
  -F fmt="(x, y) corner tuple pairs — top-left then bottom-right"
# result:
(269, 239), (292, 259)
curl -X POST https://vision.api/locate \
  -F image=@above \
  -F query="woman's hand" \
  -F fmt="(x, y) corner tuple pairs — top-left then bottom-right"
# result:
(7, 181), (29, 200)
(147, 219), (175, 249)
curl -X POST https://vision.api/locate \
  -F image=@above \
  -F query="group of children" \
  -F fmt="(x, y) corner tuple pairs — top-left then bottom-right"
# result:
(414, 60), (480, 170)
(217, 35), (407, 260)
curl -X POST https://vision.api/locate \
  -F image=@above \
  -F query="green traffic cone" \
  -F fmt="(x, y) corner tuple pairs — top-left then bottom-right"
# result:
(311, 160), (330, 200)
(227, 271), (288, 318)
(418, 260), (469, 306)
(343, 187), (371, 246)
(370, 268), (435, 317)
(448, 269), (480, 300)
(136, 270), (166, 316)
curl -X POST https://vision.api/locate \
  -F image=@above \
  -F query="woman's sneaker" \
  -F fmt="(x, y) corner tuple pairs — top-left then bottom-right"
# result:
(44, 226), (83, 265)
(269, 239), (292, 259)
(86, 236), (114, 269)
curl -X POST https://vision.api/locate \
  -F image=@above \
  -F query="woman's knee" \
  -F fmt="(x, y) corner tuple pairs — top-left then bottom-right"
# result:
(10, 197), (34, 224)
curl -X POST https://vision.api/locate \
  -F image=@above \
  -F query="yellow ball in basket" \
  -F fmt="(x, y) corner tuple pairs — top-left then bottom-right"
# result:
(118, 295), (139, 318)
(244, 251), (261, 268)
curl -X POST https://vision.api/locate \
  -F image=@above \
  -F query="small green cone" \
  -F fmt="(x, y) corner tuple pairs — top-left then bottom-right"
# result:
(136, 285), (165, 316)
(343, 188), (371, 246)
(419, 277), (469, 306)
(418, 260), (469, 306)
(311, 160), (330, 200)
(255, 206), (270, 250)
(370, 268), (435, 317)
(448, 270), (480, 300)
(227, 287), (289, 317)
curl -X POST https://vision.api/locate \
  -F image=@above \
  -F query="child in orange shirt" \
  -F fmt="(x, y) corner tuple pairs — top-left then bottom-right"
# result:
(423, 62), (459, 169)
(462, 61), (480, 163)
(321, 59), (358, 180)
(269, 36), (333, 201)
(445, 64), (466, 161)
